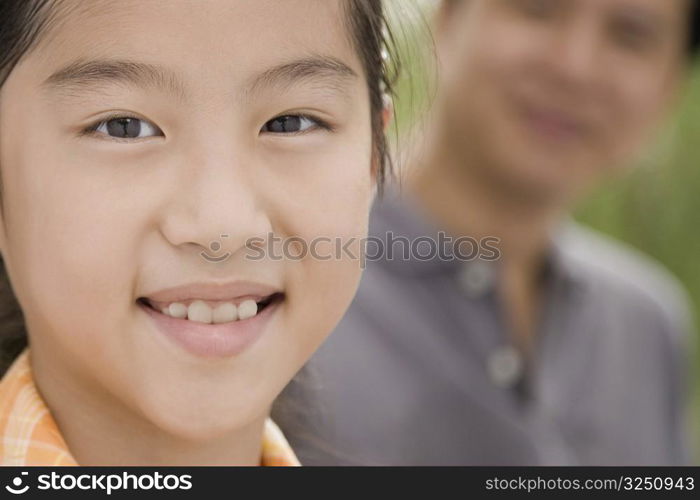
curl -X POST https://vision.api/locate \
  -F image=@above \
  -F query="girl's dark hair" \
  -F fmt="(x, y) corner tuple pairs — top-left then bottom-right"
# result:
(0, 0), (401, 377)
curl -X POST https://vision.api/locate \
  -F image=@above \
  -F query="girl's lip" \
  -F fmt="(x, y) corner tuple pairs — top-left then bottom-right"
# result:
(138, 293), (283, 359)
(140, 280), (283, 304)
(141, 292), (280, 311)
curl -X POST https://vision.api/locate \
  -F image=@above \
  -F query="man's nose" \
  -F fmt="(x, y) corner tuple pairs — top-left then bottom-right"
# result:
(546, 17), (604, 88)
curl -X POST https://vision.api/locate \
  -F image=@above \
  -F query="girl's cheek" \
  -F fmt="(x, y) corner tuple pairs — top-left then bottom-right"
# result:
(268, 139), (373, 322)
(3, 152), (135, 324)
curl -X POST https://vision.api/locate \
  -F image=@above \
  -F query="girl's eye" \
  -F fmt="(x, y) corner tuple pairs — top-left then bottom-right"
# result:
(87, 116), (163, 140)
(261, 115), (325, 135)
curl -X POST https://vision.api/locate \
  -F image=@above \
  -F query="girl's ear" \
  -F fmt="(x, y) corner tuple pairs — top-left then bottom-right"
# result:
(0, 199), (6, 257)
(369, 94), (394, 186)
(382, 93), (394, 132)
(0, 175), (6, 257)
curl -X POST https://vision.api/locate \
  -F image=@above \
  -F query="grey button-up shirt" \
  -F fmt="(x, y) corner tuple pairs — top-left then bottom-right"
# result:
(294, 187), (693, 465)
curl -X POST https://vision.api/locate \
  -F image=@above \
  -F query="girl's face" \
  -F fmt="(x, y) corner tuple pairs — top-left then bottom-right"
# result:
(0, 0), (374, 440)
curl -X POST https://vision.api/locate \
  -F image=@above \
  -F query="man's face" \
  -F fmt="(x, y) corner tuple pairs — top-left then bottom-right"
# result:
(435, 0), (689, 203)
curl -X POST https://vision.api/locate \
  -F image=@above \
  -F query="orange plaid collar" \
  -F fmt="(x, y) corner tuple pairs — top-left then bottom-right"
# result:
(0, 349), (299, 466)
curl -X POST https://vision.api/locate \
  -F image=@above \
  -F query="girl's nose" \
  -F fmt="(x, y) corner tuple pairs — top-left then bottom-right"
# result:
(159, 142), (272, 259)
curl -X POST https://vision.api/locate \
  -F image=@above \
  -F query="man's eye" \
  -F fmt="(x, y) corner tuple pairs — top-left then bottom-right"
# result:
(261, 115), (325, 134)
(610, 18), (658, 53)
(86, 116), (163, 140)
(508, 0), (558, 19)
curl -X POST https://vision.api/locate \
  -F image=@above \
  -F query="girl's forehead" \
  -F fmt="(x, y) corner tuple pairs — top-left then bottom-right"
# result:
(27, 0), (363, 93)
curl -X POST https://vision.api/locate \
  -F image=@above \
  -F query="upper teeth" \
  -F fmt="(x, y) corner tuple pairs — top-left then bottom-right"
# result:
(159, 299), (259, 324)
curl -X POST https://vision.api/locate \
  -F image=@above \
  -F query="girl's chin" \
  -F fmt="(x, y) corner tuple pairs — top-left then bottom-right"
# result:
(135, 397), (269, 443)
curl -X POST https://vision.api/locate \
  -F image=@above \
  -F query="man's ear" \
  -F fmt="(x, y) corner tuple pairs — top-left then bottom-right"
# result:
(434, 0), (461, 42)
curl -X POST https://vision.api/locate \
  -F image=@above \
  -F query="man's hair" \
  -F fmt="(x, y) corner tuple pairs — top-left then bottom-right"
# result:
(690, 0), (700, 57)
(443, 0), (700, 60)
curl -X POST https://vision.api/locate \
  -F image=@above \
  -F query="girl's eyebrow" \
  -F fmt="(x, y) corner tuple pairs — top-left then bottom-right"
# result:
(244, 55), (359, 97)
(40, 55), (359, 101)
(41, 58), (188, 101)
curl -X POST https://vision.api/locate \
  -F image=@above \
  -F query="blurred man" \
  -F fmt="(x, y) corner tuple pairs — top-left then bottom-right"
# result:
(297, 0), (699, 465)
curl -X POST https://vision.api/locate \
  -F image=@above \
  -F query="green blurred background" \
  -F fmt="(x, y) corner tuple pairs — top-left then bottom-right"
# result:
(574, 69), (700, 461)
(389, 0), (700, 462)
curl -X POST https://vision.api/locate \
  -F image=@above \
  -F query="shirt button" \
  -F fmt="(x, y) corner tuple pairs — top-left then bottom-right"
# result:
(458, 261), (494, 297)
(488, 346), (523, 388)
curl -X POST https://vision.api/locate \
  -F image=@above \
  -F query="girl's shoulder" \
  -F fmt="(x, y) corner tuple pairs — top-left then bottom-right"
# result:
(0, 349), (77, 465)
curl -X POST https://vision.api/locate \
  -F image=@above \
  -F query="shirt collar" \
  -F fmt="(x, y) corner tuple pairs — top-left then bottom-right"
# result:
(368, 184), (465, 276)
(0, 349), (300, 466)
(370, 183), (588, 294)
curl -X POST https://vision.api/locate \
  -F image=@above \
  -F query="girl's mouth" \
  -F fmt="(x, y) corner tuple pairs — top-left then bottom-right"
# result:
(136, 292), (285, 325)
(137, 292), (285, 359)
